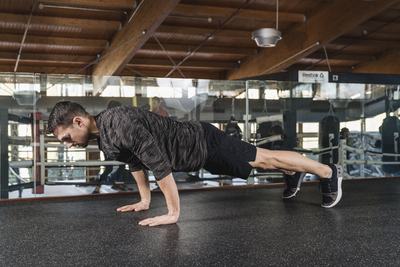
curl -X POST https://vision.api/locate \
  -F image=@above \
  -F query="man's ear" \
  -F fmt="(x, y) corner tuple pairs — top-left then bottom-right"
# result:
(72, 117), (84, 127)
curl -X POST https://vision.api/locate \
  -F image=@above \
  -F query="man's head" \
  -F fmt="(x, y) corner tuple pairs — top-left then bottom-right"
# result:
(47, 101), (92, 148)
(269, 124), (284, 136)
(340, 127), (350, 138)
(152, 97), (162, 112)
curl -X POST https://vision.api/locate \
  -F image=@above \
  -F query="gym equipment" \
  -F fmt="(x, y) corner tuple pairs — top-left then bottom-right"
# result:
(319, 115), (340, 164)
(224, 97), (243, 140)
(381, 116), (400, 174)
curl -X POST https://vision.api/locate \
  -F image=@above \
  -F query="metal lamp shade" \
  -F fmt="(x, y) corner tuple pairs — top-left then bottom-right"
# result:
(252, 28), (282, 47)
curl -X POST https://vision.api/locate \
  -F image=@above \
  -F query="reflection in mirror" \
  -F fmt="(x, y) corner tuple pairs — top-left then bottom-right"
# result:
(0, 73), (399, 199)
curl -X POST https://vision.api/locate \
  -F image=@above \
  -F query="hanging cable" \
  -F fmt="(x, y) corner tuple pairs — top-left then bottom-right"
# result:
(152, 33), (186, 78)
(14, 0), (36, 72)
(323, 46), (332, 72)
(306, 13), (400, 71)
(46, 30), (146, 91)
(262, 92), (267, 113)
(164, 0), (251, 78)
(327, 100), (335, 117)
(276, 0), (279, 30)
(231, 97), (236, 120)
(128, 0), (145, 23)
(125, 67), (149, 78)
(257, 41), (320, 76)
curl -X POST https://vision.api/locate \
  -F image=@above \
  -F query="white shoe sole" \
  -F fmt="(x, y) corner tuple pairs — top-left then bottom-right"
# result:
(282, 172), (306, 199)
(282, 188), (300, 199)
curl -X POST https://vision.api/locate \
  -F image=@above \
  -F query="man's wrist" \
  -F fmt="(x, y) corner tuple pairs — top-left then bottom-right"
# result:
(141, 199), (150, 205)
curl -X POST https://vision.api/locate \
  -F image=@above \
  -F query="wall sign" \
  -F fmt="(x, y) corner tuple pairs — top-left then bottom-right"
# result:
(298, 71), (329, 83)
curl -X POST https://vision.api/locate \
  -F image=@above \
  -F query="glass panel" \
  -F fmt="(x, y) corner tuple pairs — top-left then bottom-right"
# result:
(0, 72), (399, 199)
(0, 73), (37, 199)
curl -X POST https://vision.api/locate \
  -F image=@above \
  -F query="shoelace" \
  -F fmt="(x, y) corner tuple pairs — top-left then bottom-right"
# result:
(319, 179), (331, 193)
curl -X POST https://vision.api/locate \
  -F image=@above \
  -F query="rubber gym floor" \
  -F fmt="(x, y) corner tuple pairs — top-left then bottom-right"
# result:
(0, 178), (399, 267)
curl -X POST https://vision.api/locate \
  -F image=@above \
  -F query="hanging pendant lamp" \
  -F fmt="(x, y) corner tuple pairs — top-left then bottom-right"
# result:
(252, 0), (282, 47)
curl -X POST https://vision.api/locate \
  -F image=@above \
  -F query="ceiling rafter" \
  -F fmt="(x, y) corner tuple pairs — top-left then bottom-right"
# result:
(227, 0), (399, 80)
(353, 49), (400, 74)
(141, 43), (256, 56)
(156, 25), (250, 39)
(332, 37), (400, 49)
(0, 0), (400, 79)
(120, 68), (223, 80)
(358, 20), (400, 35)
(0, 52), (94, 64)
(127, 58), (236, 70)
(92, 0), (181, 95)
(306, 52), (376, 62)
(0, 34), (107, 48)
(0, 13), (120, 30)
(39, 0), (137, 9)
(172, 4), (305, 23)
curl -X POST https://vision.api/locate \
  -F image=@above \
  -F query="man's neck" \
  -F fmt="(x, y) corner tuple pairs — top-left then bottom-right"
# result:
(88, 114), (100, 139)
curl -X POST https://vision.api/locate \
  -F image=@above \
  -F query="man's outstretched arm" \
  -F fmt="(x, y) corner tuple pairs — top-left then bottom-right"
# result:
(138, 173), (180, 226)
(117, 169), (151, 212)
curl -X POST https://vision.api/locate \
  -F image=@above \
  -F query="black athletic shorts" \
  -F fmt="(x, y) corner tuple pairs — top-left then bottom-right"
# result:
(200, 122), (257, 179)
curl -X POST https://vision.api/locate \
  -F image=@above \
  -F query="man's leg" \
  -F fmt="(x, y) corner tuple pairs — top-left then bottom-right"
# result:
(249, 147), (343, 208)
(249, 147), (331, 177)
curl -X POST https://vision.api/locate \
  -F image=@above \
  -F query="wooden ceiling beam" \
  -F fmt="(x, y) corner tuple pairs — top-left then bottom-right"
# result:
(0, 34), (107, 48)
(227, 0), (399, 80)
(41, 0), (137, 9)
(358, 20), (400, 35)
(332, 37), (400, 49)
(156, 25), (250, 39)
(120, 68), (222, 80)
(172, 4), (306, 23)
(127, 58), (236, 70)
(92, 0), (181, 94)
(0, 65), (88, 75)
(0, 52), (236, 70)
(353, 49), (400, 74)
(141, 43), (256, 56)
(0, 52), (94, 64)
(0, 13), (120, 30)
(286, 64), (352, 73)
(306, 52), (376, 62)
(0, 64), (223, 80)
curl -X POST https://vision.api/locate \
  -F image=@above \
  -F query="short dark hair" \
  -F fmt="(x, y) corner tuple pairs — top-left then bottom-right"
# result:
(152, 96), (161, 103)
(269, 124), (284, 135)
(46, 101), (89, 134)
(340, 127), (349, 135)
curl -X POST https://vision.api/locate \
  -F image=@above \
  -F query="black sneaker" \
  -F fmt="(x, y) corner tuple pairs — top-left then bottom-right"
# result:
(282, 172), (306, 199)
(319, 164), (343, 208)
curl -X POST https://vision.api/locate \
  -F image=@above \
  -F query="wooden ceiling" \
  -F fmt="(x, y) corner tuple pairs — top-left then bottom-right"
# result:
(1, 0), (400, 82)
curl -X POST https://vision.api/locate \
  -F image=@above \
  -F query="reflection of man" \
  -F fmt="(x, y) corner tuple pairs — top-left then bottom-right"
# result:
(340, 127), (354, 171)
(152, 97), (169, 117)
(93, 100), (128, 194)
(268, 124), (284, 150)
(340, 127), (354, 146)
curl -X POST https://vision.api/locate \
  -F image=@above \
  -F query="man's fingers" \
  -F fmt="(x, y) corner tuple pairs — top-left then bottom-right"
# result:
(138, 215), (177, 226)
(117, 205), (135, 212)
(139, 219), (161, 227)
(117, 203), (149, 212)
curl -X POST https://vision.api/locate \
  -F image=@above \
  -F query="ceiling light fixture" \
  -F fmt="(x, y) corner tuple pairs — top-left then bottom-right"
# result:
(252, 0), (282, 47)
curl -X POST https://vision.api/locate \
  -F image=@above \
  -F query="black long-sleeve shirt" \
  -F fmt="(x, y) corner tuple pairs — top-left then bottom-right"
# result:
(94, 106), (207, 180)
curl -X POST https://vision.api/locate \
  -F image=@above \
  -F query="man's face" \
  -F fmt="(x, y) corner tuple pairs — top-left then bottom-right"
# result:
(152, 100), (160, 111)
(53, 120), (90, 148)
